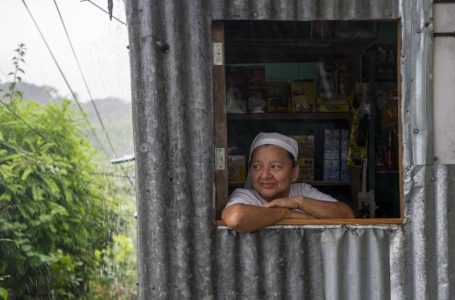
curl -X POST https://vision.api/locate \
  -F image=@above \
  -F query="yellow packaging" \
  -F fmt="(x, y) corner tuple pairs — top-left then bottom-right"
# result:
(291, 135), (315, 181)
(316, 97), (349, 112)
(266, 81), (289, 113)
(297, 158), (314, 181)
(228, 155), (246, 182)
(291, 80), (316, 112)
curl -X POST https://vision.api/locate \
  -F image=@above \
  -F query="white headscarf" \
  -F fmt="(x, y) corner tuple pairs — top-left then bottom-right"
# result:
(244, 132), (299, 188)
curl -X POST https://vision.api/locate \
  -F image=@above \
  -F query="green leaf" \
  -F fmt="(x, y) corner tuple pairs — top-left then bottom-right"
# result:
(0, 287), (8, 300)
(21, 167), (33, 181)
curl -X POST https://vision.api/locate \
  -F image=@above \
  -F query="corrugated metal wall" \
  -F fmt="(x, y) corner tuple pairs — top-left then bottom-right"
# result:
(125, 0), (455, 299)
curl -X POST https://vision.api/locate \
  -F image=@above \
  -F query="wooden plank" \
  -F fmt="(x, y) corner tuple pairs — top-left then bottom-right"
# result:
(227, 112), (350, 122)
(397, 21), (404, 219)
(212, 21), (228, 218)
(216, 218), (404, 226)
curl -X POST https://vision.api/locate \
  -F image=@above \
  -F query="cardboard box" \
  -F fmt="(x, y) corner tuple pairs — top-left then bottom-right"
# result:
(291, 80), (316, 112)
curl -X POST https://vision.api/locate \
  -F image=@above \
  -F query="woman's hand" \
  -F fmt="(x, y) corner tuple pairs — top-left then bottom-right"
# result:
(265, 196), (355, 219)
(264, 196), (302, 210)
(264, 197), (315, 219)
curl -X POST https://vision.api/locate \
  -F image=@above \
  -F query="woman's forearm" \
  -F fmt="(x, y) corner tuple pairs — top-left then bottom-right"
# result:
(296, 197), (354, 218)
(221, 204), (290, 233)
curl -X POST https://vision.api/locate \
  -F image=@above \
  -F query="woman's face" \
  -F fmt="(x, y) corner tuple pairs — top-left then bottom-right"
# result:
(250, 144), (299, 202)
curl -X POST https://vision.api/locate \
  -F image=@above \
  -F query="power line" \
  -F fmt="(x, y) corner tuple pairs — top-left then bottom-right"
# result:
(53, 0), (117, 158)
(80, 0), (127, 25)
(53, 0), (135, 189)
(0, 140), (133, 183)
(20, 0), (103, 148)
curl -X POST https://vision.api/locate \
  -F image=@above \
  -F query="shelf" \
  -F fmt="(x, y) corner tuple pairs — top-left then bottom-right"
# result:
(305, 181), (351, 186)
(225, 38), (375, 63)
(228, 112), (349, 122)
(229, 180), (351, 188)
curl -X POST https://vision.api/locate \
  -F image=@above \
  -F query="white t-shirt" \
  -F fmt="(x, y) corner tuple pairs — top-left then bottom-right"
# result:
(225, 182), (337, 208)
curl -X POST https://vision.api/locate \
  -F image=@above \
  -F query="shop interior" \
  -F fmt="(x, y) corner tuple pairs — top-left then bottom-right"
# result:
(219, 20), (400, 218)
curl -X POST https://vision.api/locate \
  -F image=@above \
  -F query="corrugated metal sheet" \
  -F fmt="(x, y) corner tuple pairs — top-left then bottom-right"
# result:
(125, 0), (455, 299)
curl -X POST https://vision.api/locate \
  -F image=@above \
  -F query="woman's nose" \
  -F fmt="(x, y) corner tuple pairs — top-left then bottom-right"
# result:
(260, 167), (272, 178)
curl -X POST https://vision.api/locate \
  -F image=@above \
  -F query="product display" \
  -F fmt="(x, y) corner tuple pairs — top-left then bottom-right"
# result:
(266, 82), (290, 113)
(228, 155), (246, 182)
(291, 135), (315, 181)
(291, 80), (316, 112)
(324, 129), (350, 181)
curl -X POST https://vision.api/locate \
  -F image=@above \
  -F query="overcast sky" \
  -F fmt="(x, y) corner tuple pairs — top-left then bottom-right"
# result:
(0, 0), (131, 102)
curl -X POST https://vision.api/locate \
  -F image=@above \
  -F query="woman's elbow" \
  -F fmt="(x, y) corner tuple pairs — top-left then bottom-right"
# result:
(221, 205), (250, 232)
(340, 203), (355, 218)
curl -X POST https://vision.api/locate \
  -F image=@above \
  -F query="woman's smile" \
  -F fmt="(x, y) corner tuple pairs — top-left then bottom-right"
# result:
(250, 144), (299, 202)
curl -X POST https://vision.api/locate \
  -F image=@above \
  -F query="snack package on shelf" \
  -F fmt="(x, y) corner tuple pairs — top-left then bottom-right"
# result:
(323, 129), (350, 181)
(315, 60), (350, 112)
(291, 80), (316, 112)
(228, 155), (246, 183)
(297, 158), (315, 181)
(316, 97), (349, 112)
(266, 81), (290, 113)
(291, 135), (315, 181)
(317, 61), (338, 100)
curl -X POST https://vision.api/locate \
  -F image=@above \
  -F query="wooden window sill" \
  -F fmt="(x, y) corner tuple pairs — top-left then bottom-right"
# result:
(216, 218), (404, 227)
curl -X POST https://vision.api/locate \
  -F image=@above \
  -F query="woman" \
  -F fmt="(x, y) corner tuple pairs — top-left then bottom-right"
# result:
(222, 132), (354, 233)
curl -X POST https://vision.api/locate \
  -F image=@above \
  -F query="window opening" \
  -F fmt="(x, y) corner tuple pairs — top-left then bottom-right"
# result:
(214, 20), (401, 222)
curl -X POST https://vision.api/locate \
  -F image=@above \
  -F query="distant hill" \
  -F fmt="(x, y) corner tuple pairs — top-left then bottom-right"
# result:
(81, 97), (134, 159)
(0, 81), (63, 104)
(1, 81), (134, 159)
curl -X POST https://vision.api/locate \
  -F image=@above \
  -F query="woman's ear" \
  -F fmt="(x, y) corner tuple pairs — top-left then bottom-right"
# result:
(292, 165), (299, 182)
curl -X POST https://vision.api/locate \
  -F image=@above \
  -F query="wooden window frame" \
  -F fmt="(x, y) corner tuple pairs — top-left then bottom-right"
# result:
(212, 20), (404, 226)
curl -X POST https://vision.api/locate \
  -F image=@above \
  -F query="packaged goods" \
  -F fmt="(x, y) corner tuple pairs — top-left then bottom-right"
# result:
(317, 62), (338, 101)
(291, 80), (316, 112)
(266, 81), (290, 113)
(228, 155), (246, 182)
(291, 135), (315, 181)
(297, 158), (315, 181)
(324, 159), (340, 181)
(324, 129), (350, 181)
(316, 97), (349, 112)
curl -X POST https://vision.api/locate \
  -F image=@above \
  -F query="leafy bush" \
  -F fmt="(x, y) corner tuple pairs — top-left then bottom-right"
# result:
(0, 98), (126, 299)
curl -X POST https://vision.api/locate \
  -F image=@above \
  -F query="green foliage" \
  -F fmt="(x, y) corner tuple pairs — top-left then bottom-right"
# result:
(2, 43), (26, 100)
(0, 97), (129, 299)
(0, 43), (137, 300)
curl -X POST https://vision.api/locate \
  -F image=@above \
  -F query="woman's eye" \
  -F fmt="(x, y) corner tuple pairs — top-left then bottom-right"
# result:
(252, 164), (262, 171)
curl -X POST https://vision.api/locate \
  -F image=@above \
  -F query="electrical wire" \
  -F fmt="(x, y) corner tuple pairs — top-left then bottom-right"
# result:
(80, 0), (127, 25)
(0, 140), (133, 184)
(20, 0), (103, 149)
(53, 0), (117, 160)
(53, 0), (135, 189)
